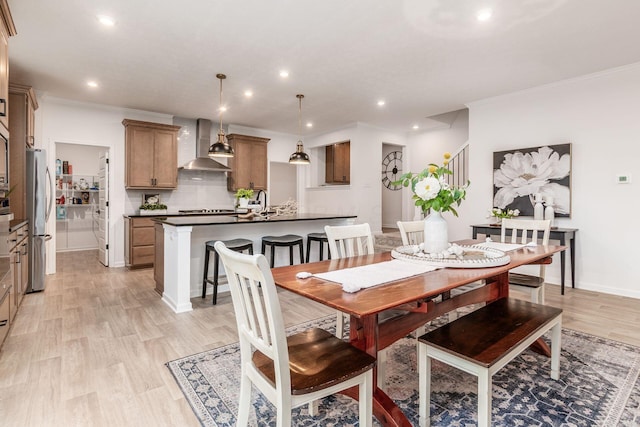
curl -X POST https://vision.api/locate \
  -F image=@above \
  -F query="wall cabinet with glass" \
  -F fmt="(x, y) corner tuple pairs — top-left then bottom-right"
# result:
(55, 174), (100, 251)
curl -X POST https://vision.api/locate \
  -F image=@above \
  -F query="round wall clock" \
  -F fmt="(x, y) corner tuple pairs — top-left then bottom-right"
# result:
(382, 150), (402, 190)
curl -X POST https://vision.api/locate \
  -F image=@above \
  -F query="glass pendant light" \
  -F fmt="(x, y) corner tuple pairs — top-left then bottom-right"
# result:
(208, 73), (235, 158)
(289, 94), (310, 165)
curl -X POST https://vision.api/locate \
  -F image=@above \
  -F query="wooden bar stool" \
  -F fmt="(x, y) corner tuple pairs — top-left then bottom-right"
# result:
(202, 238), (254, 304)
(305, 232), (331, 262)
(261, 234), (304, 267)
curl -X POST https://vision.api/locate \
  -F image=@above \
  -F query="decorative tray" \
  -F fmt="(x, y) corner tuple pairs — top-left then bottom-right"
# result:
(391, 244), (511, 268)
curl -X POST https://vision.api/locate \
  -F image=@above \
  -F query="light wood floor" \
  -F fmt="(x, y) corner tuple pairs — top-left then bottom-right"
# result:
(0, 250), (638, 426)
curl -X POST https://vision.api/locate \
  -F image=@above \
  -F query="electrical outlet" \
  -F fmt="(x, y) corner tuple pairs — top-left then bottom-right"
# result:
(616, 174), (631, 184)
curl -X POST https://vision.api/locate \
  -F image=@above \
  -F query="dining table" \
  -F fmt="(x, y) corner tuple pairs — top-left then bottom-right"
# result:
(271, 239), (566, 427)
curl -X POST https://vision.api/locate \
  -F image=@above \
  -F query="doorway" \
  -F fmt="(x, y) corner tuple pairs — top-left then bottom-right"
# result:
(55, 143), (110, 265)
(381, 144), (404, 230)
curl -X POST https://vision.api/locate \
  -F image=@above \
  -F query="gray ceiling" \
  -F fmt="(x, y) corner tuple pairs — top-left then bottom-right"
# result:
(8, 0), (640, 135)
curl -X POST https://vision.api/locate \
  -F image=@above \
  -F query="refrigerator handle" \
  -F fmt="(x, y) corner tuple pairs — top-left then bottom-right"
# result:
(45, 167), (54, 222)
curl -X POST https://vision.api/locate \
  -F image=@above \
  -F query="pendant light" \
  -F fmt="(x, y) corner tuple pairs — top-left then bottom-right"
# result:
(208, 73), (235, 158)
(289, 94), (311, 165)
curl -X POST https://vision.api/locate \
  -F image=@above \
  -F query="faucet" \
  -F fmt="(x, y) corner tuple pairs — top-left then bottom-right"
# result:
(255, 190), (267, 213)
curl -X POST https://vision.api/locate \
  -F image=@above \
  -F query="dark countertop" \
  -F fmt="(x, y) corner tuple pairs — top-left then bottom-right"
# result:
(9, 218), (28, 231)
(156, 213), (356, 227)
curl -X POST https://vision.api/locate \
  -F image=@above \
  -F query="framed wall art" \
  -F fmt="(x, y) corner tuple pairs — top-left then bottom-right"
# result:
(493, 143), (572, 217)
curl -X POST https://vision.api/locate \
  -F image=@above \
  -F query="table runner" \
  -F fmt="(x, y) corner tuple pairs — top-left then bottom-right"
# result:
(313, 259), (439, 293)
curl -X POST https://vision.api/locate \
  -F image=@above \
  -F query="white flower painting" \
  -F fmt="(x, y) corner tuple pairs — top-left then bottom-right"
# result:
(493, 144), (571, 217)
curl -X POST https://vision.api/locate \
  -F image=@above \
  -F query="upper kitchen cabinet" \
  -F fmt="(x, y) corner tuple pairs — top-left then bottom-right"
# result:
(226, 133), (270, 191)
(0, 1), (17, 134)
(325, 140), (350, 184)
(123, 119), (180, 189)
(8, 84), (38, 219)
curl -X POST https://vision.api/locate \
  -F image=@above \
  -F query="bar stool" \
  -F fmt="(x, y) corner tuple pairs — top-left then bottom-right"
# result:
(261, 234), (304, 268)
(202, 238), (254, 304)
(306, 232), (331, 262)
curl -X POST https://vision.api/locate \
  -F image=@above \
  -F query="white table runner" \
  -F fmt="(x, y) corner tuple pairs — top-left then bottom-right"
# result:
(313, 259), (439, 293)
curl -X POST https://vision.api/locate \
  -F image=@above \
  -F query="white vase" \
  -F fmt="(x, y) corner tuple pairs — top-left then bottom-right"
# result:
(238, 198), (249, 208)
(534, 200), (544, 220)
(423, 210), (449, 254)
(544, 204), (555, 227)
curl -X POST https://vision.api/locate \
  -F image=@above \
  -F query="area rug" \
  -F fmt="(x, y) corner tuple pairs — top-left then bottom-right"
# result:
(167, 315), (640, 426)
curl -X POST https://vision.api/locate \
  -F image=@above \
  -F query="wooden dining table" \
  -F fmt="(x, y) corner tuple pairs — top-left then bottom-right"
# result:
(271, 240), (566, 426)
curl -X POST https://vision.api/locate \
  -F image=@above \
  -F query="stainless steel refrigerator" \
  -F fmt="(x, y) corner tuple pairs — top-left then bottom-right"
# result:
(26, 149), (53, 293)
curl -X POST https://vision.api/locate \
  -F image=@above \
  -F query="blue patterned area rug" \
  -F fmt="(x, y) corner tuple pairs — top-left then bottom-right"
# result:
(167, 315), (640, 426)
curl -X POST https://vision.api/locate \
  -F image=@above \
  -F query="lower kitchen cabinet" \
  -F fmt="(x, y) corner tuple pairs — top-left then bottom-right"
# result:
(10, 221), (28, 319)
(124, 216), (159, 268)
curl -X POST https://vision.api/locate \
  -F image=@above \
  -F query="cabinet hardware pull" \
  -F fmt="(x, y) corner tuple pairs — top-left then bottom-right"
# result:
(0, 99), (5, 117)
(0, 320), (7, 327)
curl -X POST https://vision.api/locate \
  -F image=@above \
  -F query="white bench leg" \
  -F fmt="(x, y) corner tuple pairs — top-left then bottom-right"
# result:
(418, 343), (431, 427)
(335, 310), (344, 338)
(477, 369), (491, 427)
(550, 318), (562, 380)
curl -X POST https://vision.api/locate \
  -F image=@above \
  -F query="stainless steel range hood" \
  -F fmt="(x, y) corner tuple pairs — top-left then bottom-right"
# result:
(179, 119), (231, 172)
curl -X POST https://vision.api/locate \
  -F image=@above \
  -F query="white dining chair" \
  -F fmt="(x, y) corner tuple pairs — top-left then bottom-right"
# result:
(500, 218), (551, 304)
(214, 241), (375, 427)
(324, 223), (394, 390)
(324, 223), (376, 339)
(397, 220), (425, 246)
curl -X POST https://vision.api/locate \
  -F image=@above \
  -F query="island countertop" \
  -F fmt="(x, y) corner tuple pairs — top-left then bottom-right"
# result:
(156, 213), (356, 227)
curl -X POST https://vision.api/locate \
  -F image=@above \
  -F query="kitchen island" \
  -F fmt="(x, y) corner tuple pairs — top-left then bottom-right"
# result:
(155, 213), (356, 313)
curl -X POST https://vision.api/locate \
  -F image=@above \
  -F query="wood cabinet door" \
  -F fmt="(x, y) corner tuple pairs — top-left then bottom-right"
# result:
(126, 126), (155, 188)
(230, 140), (252, 189)
(250, 142), (268, 190)
(152, 129), (177, 188)
(325, 141), (350, 184)
(226, 134), (270, 191)
(26, 97), (35, 147)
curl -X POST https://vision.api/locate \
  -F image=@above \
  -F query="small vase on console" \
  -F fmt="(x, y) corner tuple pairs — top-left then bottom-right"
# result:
(423, 210), (449, 254)
(533, 193), (544, 221)
(544, 196), (555, 227)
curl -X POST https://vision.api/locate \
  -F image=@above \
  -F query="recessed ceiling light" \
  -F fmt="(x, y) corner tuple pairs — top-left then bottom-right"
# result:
(412, 125), (419, 130)
(279, 70), (289, 78)
(377, 100), (386, 107)
(219, 106), (227, 112)
(87, 80), (98, 88)
(477, 9), (492, 22)
(306, 122), (313, 128)
(244, 90), (253, 98)
(97, 15), (115, 27)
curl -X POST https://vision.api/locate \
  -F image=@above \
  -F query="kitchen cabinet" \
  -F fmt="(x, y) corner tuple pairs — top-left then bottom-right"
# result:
(9, 84), (39, 220)
(325, 140), (350, 184)
(9, 221), (27, 318)
(0, 2), (16, 134)
(226, 134), (270, 191)
(123, 119), (180, 189)
(124, 216), (158, 269)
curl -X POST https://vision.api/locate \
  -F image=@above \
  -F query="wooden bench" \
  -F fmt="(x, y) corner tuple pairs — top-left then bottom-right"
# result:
(417, 298), (562, 427)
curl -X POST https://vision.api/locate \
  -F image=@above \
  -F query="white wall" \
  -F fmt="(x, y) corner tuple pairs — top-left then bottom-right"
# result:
(464, 63), (640, 298)
(403, 109), (470, 234)
(302, 123), (407, 233)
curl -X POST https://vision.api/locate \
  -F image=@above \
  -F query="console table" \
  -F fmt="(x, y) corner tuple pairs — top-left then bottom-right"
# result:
(471, 224), (577, 295)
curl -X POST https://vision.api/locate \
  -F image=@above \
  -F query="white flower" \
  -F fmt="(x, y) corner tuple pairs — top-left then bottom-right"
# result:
(414, 177), (441, 201)
(493, 146), (570, 213)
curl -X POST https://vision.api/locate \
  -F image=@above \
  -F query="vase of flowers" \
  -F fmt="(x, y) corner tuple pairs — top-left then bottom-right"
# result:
(395, 153), (470, 254)
(488, 207), (520, 225)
